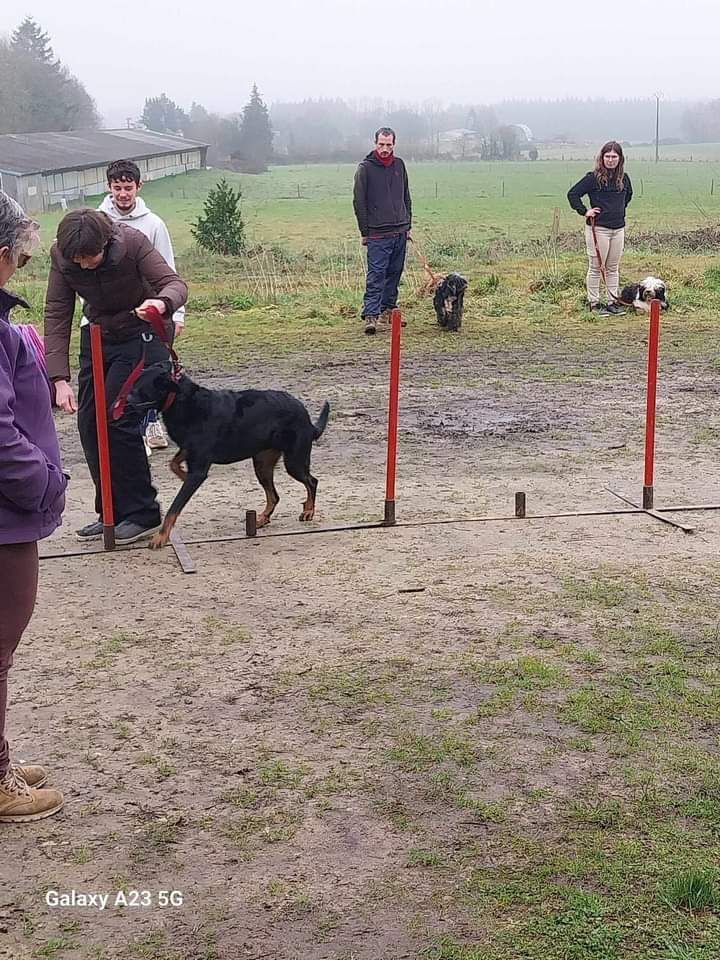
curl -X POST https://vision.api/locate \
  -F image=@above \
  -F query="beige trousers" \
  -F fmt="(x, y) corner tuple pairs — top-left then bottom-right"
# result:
(585, 225), (625, 304)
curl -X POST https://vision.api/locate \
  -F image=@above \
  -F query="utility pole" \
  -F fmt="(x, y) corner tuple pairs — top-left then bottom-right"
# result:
(654, 92), (662, 163)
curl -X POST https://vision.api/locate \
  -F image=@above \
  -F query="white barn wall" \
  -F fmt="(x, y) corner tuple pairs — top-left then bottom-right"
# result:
(10, 148), (204, 213)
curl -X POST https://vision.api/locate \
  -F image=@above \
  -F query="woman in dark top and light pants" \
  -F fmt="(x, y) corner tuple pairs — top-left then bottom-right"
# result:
(567, 141), (633, 315)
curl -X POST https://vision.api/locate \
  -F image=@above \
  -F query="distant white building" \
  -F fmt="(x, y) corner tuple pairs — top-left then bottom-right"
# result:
(438, 128), (479, 158)
(510, 123), (534, 144)
(0, 128), (209, 214)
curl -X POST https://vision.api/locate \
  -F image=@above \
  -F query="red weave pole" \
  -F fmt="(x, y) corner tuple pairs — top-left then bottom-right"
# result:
(90, 323), (115, 550)
(384, 308), (402, 524)
(643, 299), (662, 510)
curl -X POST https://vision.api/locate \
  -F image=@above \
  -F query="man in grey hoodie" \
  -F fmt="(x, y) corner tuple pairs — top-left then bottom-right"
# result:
(99, 159), (185, 452)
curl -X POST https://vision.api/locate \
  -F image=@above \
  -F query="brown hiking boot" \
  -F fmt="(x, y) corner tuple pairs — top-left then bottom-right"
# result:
(380, 309), (407, 328)
(12, 764), (47, 788)
(0, 767), (64, 823)
(364, 315), (378, 335)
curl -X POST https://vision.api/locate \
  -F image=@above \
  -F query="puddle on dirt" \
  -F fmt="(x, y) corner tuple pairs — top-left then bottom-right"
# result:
(410, 408), (553, 440)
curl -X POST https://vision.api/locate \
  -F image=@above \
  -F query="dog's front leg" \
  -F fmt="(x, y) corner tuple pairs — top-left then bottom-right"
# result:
(150, 466), (209, 550)
(170, 449), (188, 481)
(448, 294), (463, 332)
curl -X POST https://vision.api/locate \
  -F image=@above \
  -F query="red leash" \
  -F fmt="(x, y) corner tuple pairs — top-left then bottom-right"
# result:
(589, 217), (632, 306)
(111, 306), (182, 421)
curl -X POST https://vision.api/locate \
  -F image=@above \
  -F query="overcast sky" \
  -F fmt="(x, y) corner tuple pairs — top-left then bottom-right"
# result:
(2, 0), (717, 126)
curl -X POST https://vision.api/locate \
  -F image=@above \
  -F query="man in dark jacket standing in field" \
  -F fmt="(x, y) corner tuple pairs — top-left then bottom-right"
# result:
(353, 127), (412, 334)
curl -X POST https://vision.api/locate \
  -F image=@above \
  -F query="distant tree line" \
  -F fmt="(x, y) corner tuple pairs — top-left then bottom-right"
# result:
(140, 93), (531, 164)
(682, 101), (720, 143)
(0, 18), (99, 134)
(141, 91), (720, 168)
(141, 85), (273, 172)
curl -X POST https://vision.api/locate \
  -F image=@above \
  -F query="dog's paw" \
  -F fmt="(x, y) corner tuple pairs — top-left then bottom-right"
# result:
(299, 509), (315, 522)
(256, 512), (272, 528)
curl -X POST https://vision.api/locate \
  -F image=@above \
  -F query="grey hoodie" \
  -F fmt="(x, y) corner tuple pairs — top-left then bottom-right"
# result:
(98, 195), (185, 326)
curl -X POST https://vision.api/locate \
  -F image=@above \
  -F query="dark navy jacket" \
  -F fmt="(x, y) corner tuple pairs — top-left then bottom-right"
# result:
(567, 171), (633, 229)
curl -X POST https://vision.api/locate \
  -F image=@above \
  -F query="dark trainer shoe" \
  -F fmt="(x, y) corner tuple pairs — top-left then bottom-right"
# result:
(114, 521), (162, 546)
(76, 520), (103, 542)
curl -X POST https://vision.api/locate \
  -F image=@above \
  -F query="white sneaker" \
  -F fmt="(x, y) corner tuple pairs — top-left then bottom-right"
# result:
(144, 436), (152, 459)
(146, 420), (169, 450)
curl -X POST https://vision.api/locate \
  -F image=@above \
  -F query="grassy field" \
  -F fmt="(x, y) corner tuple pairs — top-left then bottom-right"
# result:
(29, 153), (720, 254)
(14, 157), (720, 370)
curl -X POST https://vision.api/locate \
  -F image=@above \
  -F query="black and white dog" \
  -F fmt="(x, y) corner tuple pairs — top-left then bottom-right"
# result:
(620, 276), (669, 313)
(434, 273), (468, 332)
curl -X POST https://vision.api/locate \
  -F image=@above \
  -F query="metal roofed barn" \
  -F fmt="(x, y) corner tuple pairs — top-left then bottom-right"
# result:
(0, 129), (209, 213)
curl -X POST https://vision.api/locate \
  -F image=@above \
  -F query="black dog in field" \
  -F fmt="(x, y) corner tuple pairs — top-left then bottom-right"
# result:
(127, 363), (330, 549)
(434, 272), (467, 331)
(620, 276), (669, 313)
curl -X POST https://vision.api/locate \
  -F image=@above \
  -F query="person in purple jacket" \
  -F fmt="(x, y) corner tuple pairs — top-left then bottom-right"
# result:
(0, 191), (66, 823)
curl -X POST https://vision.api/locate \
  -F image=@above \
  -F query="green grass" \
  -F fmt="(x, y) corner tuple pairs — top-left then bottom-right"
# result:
(30, 158), (720, 255)
(13, 160), (720, 373)
(660, 870), (720, 913)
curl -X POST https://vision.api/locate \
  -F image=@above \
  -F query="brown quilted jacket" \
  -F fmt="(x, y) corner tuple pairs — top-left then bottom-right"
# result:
(44, 223), (188, 381)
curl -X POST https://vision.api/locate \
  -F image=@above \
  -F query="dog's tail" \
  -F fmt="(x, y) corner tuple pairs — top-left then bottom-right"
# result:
(313, 401), (330, 440)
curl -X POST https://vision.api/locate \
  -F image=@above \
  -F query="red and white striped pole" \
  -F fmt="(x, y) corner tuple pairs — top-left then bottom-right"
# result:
(90, 322), (115, 550)
(384, 308), (403, 524)
(642, 298), (662, 510)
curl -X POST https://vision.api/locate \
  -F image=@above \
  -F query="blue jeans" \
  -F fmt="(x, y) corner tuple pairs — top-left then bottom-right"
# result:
(362, 233), (407, 318)
(142, 409), (158, 432)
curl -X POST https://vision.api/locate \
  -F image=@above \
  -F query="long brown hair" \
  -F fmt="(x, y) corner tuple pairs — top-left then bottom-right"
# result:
(594, 140), (625, 189)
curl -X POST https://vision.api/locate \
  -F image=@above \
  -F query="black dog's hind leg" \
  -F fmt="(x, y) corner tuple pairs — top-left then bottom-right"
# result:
(150, 460), (210, 549)
(253, 449), (282, 527)
(283, 444), (318, 522)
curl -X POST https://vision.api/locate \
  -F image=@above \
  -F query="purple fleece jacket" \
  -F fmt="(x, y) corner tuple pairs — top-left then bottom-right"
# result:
(0, 288), (66, 545)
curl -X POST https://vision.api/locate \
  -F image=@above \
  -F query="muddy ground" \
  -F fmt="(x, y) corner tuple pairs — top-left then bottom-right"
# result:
(2, 327), (720, 960)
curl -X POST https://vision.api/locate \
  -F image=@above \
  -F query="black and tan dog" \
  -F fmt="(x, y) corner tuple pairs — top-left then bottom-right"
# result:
(433, 273), (468, 332)
(127, 363), (330, 549)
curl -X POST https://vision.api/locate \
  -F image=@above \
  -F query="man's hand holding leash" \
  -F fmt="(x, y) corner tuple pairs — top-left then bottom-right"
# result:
(135, 299), (166, 321)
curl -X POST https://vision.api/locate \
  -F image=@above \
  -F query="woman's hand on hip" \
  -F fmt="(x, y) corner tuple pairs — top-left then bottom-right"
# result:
(585, 207), (601, 220)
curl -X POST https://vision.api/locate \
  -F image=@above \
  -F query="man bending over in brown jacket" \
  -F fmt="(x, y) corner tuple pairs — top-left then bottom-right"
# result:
(44, 209), (188, 545)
